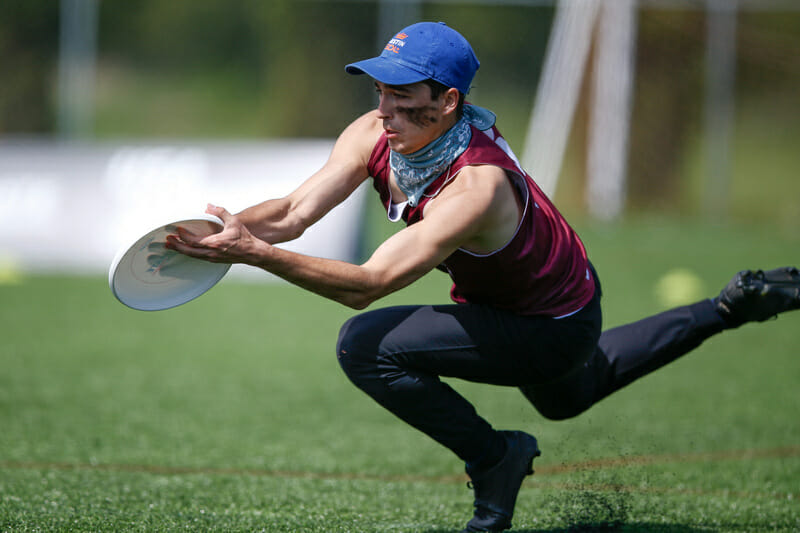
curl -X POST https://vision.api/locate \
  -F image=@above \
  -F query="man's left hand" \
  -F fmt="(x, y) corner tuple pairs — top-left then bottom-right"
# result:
(165, 204), (264, 264)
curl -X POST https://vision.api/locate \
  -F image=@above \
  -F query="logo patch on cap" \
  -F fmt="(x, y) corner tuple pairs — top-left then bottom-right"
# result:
(384, 32), (408, 54)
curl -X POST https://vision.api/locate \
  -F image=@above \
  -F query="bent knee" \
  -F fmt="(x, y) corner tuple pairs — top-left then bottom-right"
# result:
(337, 314), (371, 361)
(336, 312), (387, 378)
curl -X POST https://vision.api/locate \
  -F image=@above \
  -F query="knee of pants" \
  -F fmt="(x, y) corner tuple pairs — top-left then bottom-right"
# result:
(336, 313), (423, 402)
(336, 313), (381, 384)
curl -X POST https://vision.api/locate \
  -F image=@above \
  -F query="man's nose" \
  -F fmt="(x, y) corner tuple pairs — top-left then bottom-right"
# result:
(376, 95), (393, 118)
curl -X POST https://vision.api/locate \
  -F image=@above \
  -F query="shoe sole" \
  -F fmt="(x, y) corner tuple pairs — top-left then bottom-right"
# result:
(742, 267), (800, 290)
(734, 267), (800, 322)
(742, 268), (800, 300)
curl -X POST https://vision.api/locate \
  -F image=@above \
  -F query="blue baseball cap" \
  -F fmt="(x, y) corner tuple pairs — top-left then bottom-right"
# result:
(345, 22), (479, 94)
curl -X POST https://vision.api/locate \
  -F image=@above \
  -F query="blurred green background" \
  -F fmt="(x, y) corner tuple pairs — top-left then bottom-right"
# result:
(1, 0), (799, 225)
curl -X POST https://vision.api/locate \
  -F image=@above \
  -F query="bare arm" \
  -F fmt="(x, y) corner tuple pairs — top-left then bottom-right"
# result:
(166, 164), (518, 309)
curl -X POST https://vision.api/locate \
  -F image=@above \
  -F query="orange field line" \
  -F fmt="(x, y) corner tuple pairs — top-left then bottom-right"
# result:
(1, 445), (798, 500)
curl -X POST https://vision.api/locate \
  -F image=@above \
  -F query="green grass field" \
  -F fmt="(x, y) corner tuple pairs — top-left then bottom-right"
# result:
(1, 216), (798, 531)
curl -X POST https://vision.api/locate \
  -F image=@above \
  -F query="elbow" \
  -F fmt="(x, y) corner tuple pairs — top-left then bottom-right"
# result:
(340, 284), (387, 310)
(336, 267), (401, 310)
(340, 268), (414, 310)
(342, 292), (379, 311)
(345, 300), (370, 311)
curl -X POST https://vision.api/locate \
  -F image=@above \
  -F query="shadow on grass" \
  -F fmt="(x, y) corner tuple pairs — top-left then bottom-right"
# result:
(423, 486), (718, 532)
(424, 525), (715, 533)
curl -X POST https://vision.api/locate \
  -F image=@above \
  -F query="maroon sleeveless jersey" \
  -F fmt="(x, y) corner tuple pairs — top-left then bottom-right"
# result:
(367, 124), (595, 317)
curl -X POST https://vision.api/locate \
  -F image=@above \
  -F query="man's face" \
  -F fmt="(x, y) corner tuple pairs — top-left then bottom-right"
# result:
(374, 81), (454, 155)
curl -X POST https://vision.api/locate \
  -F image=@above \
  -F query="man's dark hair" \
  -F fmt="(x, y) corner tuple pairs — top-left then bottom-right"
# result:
(423, 79), (466, 118)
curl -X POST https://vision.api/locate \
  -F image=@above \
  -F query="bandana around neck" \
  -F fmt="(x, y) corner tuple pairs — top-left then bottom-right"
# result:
(390, 104), (496, 207)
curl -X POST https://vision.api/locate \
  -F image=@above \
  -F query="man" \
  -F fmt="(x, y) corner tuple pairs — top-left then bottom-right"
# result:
(166, 22), (800, 532)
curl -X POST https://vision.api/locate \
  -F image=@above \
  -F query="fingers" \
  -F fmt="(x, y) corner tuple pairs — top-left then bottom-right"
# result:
(176, 225), (202, 244)
(170, 213), (226, 246)
(164, 234), (225, 262)
(164, 234), (195, 254)
(164, 205), (238, 263)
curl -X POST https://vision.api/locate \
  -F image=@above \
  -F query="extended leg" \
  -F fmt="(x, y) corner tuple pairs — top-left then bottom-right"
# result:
(523, 266), (800, 420)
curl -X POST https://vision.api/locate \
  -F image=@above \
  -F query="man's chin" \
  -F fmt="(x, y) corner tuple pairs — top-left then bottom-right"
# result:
(387, 139), (413, 155)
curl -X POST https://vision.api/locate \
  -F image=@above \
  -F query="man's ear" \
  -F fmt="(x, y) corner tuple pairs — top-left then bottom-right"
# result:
(441, 87), (460, 116)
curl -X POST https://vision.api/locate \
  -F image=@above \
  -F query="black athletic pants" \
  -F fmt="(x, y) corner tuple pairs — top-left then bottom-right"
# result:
(336, 270), (727, 463)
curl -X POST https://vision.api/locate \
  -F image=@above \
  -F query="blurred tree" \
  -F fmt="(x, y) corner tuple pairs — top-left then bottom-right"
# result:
(626, 9), (706, 213)
(249, 1), (377, 136)
(0, 1), (59, 134)
(94, 0), (377, 137)
(622, 9), (800, 214)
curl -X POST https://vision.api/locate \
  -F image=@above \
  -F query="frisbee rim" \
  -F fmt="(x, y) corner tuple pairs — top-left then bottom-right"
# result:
(108, 213), (231, 311)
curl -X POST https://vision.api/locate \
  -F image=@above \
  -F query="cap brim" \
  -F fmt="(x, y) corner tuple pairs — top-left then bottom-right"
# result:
(345, 56), (428, 86)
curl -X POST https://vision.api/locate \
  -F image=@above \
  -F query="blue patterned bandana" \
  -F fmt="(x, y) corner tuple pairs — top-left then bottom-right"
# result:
(390, 104), (496, 206)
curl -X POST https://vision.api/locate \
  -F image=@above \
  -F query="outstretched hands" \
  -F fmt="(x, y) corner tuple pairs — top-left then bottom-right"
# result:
(165, 204), (265, 264)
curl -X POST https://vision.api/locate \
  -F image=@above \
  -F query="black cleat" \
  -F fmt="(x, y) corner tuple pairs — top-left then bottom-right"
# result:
(716, 267), (800, 327)
(462, 431), (541, 532)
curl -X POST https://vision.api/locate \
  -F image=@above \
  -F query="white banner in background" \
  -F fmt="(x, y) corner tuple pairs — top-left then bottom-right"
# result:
(0, 140), (368, 281)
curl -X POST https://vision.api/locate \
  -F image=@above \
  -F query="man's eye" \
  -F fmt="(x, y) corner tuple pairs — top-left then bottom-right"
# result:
(374, 87), (409, 99)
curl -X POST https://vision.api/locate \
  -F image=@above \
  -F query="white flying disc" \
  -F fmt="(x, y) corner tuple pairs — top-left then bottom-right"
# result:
(109, 214), (232, 311)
